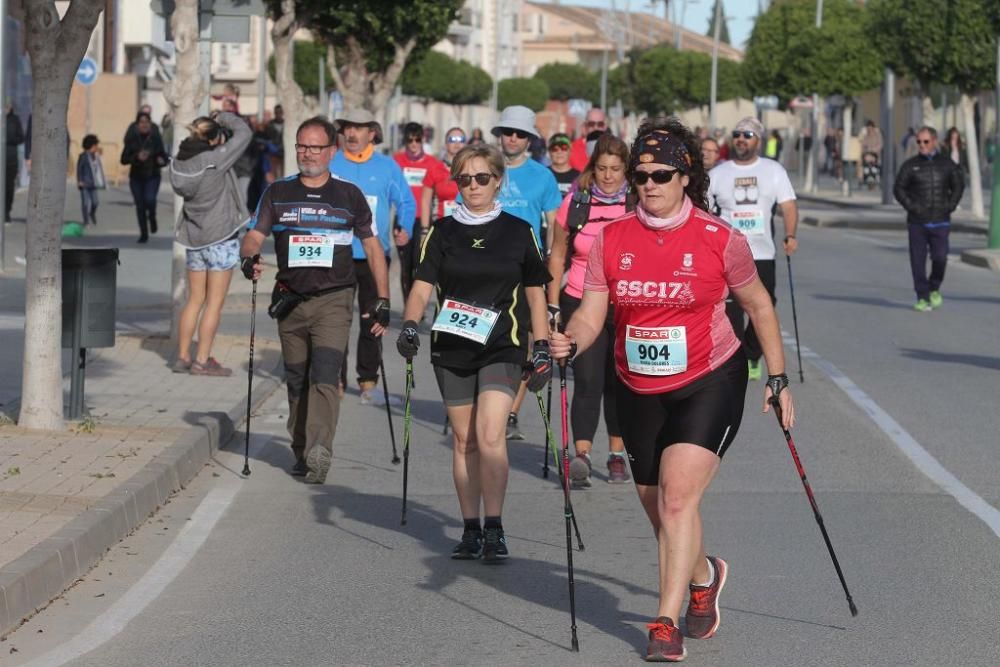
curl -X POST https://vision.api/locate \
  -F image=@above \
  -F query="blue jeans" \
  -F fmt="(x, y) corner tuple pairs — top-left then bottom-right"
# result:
(129, 174), (160, 237)
(80, 188), (98, 225)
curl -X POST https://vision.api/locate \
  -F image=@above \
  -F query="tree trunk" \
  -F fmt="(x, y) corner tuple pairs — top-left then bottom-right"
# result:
(19, 0), (106, 430)
(326, 35), (417, 114)
(960, 93), (984, 219)
(162, 0), (206, 344)
(272, 0), (306, 169)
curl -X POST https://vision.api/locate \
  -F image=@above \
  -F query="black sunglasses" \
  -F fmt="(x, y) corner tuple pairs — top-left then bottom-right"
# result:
(633, 169), (680, 185)
(454, 172), (496, 188)
(500, 128), (530, 139)
(732, 131), (757, 139)
(916, 139), (934, 145)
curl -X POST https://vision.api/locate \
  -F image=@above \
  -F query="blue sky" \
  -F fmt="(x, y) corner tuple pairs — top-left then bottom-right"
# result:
(539, 0), (759, 49)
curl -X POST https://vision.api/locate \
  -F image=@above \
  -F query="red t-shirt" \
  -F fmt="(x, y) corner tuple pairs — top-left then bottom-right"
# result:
(583, 198), (757, 394)
(569, 137), (589, 172)
(393, 152), (444, 220)
(422, 159), (459, 220)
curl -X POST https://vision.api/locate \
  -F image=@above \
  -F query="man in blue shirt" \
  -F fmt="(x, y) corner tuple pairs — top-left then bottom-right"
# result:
(490, 106), (562, 440)
(330, 109), (416, 404)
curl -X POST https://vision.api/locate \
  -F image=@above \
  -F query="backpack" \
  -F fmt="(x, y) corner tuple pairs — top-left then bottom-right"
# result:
(563, 188), (637, 270)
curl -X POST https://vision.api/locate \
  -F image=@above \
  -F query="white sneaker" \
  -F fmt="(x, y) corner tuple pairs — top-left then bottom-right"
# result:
(362, 389), (401, 407)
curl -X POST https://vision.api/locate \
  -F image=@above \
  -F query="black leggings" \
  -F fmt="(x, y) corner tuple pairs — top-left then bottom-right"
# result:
(560, 291), (620, 444)
(725, 258), (775, 363)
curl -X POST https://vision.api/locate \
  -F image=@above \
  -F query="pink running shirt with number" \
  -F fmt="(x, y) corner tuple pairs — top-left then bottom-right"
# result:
(583, 199), (757, 394)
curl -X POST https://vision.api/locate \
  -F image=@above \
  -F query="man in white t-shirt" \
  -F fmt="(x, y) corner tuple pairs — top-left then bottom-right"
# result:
(708, 116), (799, 381)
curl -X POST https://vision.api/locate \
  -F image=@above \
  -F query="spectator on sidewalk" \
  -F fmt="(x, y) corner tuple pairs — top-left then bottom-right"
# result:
(942, 127), (967, 174)
(4, 102), (24, 222)
(893, 126), (964, 312)
(75, 134), (105, 226)
(859, 120), (884, 185)
(764, 129), (783, 161)
(169, 112), (253, 375)
(121, 112), (169, 243)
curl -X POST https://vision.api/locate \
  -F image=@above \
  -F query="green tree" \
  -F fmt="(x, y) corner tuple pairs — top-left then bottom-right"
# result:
(306, 0), (463, 113)
(623, 46), (747, 115)
(497, 77), (551, 112)
(532, 63), (599, 102)
(706, 0), (731, 45)
(868, 0), (1000, 217)
(401, 51), (492, 105)
(743, 0), (883, 102)
(267, 39), (333, 98)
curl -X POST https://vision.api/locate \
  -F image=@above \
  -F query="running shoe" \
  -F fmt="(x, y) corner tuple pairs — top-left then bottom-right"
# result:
(569, 454), (592, 488)
(685, 556), (728, 639)
(290, 459), (308, 477)
(646, 616), (686, 662)
(451, 529), (483, 560)
(607, 454), (631, 484)
(304, 446), (332, 484)
(747, 359), (762, 381)
(913, 299), (932, 312)
(506, 413), (524, 441)
(481, 526), (509, 563)
(929, 291), (943, 309)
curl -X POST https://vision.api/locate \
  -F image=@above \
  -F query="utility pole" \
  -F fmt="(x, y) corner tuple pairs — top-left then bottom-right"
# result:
(709, 0), (722, 131)
(0, 0), (6, 273)
(990, 35), (1000, 249)
(490, 0), (501, 119)
(881, 68), (896, 205)
(256, 15), (267, 123)
(804, 0), (823, 193)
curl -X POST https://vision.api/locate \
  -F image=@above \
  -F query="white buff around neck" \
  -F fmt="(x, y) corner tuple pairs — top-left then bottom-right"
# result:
(453, 201), (503, 226)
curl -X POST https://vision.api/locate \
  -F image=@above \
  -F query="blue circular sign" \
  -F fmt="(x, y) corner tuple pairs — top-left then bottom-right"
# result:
(75, 57), (99, 86)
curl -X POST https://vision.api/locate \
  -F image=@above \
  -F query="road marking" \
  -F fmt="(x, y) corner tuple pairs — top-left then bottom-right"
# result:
(22, 438), (266, 667)
(783, 332), (1000, 539)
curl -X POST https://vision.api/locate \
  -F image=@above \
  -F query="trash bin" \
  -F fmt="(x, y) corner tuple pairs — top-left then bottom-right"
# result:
(62, 248), (119, 419)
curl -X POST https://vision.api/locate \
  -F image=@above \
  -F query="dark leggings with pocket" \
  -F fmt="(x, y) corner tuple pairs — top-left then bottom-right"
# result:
(560, 290), (620, 444)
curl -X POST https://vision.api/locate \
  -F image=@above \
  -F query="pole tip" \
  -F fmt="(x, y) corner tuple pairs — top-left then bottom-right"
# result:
(849, 600), (859, 617)
(571, 635), (579, 652)
(392, 456), (401, 465)
(242, 466), (251, 477)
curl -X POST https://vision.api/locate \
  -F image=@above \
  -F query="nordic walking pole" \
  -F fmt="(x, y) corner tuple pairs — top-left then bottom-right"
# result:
(786, 255), (804, 383)
(378, 342), (401, 464)
(557, 360), (580, 650)
(242, 278), (257, 477)
(535, 390), (584, 551)
(543, 380), (552, 478)
(770, 397), (858, 617)
(400, 359), (414, 525)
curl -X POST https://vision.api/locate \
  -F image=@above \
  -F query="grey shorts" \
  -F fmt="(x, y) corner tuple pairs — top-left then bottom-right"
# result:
(433, 363), (523, 407)
(186, 238), (240, 272)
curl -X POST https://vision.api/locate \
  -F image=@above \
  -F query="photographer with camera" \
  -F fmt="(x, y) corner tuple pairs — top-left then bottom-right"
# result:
(169, 111), (252, 376)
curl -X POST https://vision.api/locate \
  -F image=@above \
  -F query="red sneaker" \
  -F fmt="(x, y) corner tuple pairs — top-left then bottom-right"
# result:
(685, 556), (728, 639)
(646, 616), (686, 662)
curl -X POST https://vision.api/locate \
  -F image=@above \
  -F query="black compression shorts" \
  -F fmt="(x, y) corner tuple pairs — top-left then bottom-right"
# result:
(433, 363), (522, 407)
(616, 350), (748, 486)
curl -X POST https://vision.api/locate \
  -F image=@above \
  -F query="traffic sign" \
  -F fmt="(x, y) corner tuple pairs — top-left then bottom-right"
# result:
(75, 57), (98, 86)
(753, 95), (779, 111)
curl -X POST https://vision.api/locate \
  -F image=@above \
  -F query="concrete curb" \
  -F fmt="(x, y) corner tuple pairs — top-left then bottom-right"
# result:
(960, 248), (1000, 271)
(0, 372), (282, 636)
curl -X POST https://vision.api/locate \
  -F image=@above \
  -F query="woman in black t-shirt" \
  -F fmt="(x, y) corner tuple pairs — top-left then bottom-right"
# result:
(397, 145), (552, 563)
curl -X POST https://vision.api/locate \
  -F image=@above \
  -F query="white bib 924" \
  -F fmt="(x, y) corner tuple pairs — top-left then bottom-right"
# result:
(432, 298), (500, 345)
(288, 235), (335, 267)
(624, 325), (687, 376)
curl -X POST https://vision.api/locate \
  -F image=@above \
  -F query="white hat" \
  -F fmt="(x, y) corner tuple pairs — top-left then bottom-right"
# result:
(491, 105), (539, 139)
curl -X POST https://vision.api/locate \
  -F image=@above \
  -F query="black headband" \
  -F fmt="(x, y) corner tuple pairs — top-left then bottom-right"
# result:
(632, 130), (692, 174)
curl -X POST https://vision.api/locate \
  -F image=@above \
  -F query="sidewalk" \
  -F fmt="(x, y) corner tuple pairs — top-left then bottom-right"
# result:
(0, 181), (286, 635)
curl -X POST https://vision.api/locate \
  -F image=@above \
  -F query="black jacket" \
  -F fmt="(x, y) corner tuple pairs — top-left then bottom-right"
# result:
(120, 128), (168, 180)
(893, 152), (964, 224)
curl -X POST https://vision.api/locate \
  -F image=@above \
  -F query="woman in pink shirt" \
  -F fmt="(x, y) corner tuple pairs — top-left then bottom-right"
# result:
(547, 133), (634, 487)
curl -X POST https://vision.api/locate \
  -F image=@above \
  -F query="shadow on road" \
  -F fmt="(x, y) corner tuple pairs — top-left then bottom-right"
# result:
(898, 348), (1000, 371)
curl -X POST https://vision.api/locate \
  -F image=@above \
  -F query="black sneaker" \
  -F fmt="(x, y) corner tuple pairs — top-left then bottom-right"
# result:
(482, 526), (509, 563)
(451, 529), (483, 560)
(290, 459), (308, 477)
(505, 413), (524, 441)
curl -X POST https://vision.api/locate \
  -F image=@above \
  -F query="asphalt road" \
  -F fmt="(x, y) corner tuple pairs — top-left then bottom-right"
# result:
(4, 193), (1000, 665)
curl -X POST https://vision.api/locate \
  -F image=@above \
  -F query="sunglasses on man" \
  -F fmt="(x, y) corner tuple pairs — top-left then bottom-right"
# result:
(633, 169), (680, 185)
(446, 135), (467, 144)
(453, 172), (496, 188)
(732, 131), (757, 139)
(500, 128), (530, 139)
(916, 139), (934, 145)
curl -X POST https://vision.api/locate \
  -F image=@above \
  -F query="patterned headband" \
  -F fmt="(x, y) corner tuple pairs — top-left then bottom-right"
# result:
(632, 130), (692, 173)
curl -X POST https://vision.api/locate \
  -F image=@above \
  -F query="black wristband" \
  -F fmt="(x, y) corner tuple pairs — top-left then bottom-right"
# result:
(766, 373), (789, 397)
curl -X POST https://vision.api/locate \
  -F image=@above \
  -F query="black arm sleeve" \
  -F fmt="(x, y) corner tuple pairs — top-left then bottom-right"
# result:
(413, 222), (444, 285)
(522, 225), (553, 287)
(893, 161), (914, 212)
(947, 162), (965, 212)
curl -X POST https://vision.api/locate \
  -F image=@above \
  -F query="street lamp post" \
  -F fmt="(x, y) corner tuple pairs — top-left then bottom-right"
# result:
(990, 35), (1000, 249)
(708, 0), (722, 131)
(804, 0), (823, 193)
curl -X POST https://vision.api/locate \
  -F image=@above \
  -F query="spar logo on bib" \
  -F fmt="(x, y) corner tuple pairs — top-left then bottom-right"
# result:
(619, 252), (635, 271)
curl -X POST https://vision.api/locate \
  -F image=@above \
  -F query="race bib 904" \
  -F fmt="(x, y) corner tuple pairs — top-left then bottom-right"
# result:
(432, 298), (500, 345)
(288, 235), (334, 268)
(624, 325), (687, 376)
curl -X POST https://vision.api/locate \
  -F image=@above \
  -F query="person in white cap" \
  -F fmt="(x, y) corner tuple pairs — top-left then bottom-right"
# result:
(490, 105), (562, 440)
(707, 116), (799, 382)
